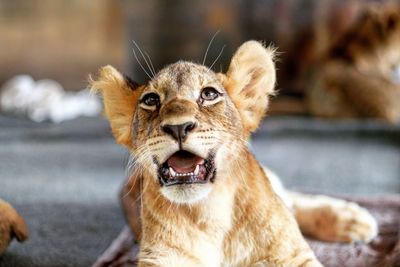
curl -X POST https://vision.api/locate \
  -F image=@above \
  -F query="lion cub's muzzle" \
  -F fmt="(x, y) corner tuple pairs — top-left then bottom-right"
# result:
(158, 150), (216, 186)
(162, 121), (196, 148)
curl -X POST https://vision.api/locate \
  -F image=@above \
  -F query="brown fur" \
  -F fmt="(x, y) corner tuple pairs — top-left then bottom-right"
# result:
(307, 3), (400, 122)
(0, 199), (28, 255)
(92, 41), (321, 266)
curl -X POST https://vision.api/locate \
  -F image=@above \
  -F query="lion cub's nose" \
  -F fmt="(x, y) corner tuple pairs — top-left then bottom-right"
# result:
(162, 122), (196, 143)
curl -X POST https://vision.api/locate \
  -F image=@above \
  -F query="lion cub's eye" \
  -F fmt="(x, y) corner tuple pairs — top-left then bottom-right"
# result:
(200, 87), (220, 101)
(140, 93), (160, 107)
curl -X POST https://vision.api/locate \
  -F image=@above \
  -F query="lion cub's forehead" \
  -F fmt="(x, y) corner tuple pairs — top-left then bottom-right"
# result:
(149, 61), (221, 95)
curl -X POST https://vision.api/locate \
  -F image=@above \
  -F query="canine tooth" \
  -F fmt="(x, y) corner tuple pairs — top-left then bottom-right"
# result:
(194, 165), (200, 176)
(169, 167), (176, 177)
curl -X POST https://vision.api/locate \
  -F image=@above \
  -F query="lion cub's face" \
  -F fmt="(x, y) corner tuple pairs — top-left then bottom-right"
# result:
(91, 41), (276, 204)
(133, 62), (243, 203)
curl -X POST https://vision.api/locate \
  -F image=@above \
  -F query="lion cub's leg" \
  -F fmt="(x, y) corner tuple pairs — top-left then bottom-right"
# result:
(289, 192), (378, 243)
(264, 167), (378, 243)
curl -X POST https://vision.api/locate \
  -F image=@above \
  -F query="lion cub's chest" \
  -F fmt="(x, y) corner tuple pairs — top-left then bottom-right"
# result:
(195, 187), (260, 266)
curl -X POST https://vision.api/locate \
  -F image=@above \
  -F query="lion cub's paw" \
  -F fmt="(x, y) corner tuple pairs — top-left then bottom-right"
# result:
(0, 200), (29, 255)
(318, 201), (378, 243)
(334, 201), (378, 243)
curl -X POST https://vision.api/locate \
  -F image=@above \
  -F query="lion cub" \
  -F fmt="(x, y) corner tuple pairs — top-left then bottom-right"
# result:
(92, 41), (376, 266)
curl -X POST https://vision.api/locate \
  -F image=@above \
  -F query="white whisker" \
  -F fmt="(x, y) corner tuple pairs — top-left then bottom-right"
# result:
(209, 45), (226, 71)
(132, 40), (155, 78)
(145, 52), (156, 76)
(132, 47), (152, 80)
(203, 30), (220, 65)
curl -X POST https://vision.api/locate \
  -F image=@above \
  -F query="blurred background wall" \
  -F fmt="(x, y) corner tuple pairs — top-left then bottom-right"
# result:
(0, 0), (397, 92)
(0, 0), (125, 90)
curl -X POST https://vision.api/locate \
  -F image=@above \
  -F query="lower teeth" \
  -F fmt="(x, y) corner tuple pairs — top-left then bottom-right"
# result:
(168, 166), (201, 178)
(163, 164), (208, 182)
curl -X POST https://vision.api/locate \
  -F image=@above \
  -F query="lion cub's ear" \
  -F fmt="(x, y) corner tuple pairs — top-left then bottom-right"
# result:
(90, 65), (141, 149)
(221, 41), (276, 136)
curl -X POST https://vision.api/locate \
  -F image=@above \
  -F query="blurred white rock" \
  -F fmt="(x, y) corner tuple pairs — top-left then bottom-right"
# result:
(0, 75), (37, 115)
(0, 75), (101, 123)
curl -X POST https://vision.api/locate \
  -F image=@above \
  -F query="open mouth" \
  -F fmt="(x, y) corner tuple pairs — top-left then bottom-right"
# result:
(158, 150), (216, 186)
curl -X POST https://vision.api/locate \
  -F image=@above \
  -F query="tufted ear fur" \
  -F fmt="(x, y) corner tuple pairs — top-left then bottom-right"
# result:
(221, 41), (276, 137)
(90, 65), (141, 149)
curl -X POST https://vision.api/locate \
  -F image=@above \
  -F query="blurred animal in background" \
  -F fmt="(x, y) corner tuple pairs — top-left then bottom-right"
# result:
(306, 3), (400, 122)
(0, 199), (28, 255)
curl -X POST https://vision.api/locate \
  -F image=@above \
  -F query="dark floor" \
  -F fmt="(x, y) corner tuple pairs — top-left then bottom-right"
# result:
(0, 115), (399, 267)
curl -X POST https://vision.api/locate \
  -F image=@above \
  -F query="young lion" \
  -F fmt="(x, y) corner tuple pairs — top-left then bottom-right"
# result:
(307, 3), (400, 122)
(92, 41), (377, 266)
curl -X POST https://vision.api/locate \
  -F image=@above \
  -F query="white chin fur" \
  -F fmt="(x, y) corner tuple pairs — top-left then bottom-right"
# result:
(160, 184), (212, 204)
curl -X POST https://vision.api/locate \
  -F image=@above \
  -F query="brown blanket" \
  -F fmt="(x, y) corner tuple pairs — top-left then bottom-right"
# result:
(93, 196), (400, 267)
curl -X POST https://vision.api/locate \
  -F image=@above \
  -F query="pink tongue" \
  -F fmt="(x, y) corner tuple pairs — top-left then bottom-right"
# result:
(168, 152), (205, 173)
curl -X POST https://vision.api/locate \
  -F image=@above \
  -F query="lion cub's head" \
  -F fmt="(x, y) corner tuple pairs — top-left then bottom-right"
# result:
(91, 41), (275, 204)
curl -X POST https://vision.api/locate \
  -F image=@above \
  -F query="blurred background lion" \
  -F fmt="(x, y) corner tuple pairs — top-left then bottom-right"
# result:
(306, 3), (400, 122)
